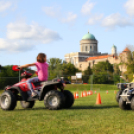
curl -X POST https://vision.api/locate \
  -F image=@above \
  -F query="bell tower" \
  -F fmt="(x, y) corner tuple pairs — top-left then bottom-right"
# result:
(111, 45), (117, 55)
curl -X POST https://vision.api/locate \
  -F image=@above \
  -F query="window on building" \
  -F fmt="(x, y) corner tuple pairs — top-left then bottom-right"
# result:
(94, 46), (96, 51)
(85, 46), (88, 51)
(79, 64), (82, 68)
(70, 58), (74, 64)
(90, 46), (92, 52)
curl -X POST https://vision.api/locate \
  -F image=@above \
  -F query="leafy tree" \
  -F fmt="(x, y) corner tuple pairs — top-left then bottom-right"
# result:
(47, 58), (63, 80)
(93, 61), (113, 74)
(0, 65), (37, 89)
(0, 65), (19, 89)
(48, 58), (62, 70)
(83, 66), (92, 75)
(119, 51), (134, 82)
(91, 61), (114, 84)
(62, 62), (80, 76)
(92, 72), (108, 84)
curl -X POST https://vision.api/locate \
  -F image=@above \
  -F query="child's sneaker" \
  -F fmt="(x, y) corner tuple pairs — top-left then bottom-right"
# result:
(31, 92), (38, 98)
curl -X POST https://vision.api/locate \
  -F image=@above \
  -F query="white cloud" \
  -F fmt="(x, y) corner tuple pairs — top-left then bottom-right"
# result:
(81, 0), (95, 15)
(7, 22), (61, 42)
(0, 38), (34, 52)
(124, 0), (134, 17)
(102, 13), (133, 29)
(0, 1), (12, 12)
(42, 6), (60, 17)
(42, 6), (77, 25)
(87, 14), (103, 25)
(0, 21), (62, 52)
(61, 12), (77, 24)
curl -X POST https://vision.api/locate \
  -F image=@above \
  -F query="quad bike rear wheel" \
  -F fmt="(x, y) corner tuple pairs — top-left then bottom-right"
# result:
(0, 90), (17, 110)
(44, 90), (65, 110)
(119, 97), (130, 110)
(20, 101), (35, 109)
(63, 90), (74, 108)
(130, 97), (134, 110)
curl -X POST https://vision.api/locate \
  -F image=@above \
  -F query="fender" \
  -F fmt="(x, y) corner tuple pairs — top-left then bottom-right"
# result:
(127, 89), (134, 95)
(127, 83), (134, 89)
(7, 86), (29, 101)
(117, 83), (127, 90)
(39, 81), (63, 101)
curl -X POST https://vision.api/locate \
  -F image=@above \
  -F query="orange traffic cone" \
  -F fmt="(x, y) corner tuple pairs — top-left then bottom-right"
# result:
(89, 90), (93, 95)
(81, 91), (83, 97)
(74, 92), (79, 99)
(96, 93), (102, 105)
(106, 90), (108, 94)
(89, 91), (91, 95)
(84, 91), (87, 97)
(76, 92), (79, 98)
(114, 90), (117, 94)
(83, 91), (85, 97)
(74, 92), (76, 99)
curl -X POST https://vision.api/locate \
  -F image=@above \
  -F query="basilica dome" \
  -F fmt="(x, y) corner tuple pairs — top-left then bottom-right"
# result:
(82, 32), (96, 40)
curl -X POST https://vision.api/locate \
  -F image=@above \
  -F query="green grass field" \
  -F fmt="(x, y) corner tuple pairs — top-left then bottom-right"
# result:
(0, 84), (134, 134)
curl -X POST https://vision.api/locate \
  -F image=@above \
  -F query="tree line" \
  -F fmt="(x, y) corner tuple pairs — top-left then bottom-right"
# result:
(0, 57), (125, 89)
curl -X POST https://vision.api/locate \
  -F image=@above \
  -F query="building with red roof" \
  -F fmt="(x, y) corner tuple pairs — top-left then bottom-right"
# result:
(64, 31), (130, 72)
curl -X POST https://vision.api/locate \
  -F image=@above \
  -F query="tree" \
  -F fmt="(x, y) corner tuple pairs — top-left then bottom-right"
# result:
(91, 61), (114, 84)
(48, 58), (62, 70)
(0, 65), (37, 89)
(47, 58), (63, 80)
(83, 66), (92, 75)
(93, 61), (113, 74)
(0, 65), (19, 89)
(62, 62), (80, 76)
(119, 51), (134, 82)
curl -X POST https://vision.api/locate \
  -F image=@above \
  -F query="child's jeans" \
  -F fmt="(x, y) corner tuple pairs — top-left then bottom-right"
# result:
(27, 77), (39, 93)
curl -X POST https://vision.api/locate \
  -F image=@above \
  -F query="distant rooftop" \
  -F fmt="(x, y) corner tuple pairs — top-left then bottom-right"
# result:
(123, 47), (130, 52)
(86, 55), (111, 61)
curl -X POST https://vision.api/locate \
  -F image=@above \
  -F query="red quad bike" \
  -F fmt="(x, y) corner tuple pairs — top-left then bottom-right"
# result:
(0, 65), (74, 111)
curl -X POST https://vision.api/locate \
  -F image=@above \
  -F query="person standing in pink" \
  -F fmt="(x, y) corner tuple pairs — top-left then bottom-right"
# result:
(19, 53), (49, 97)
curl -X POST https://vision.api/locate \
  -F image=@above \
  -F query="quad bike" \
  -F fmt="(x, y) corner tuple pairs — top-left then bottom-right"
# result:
(0, 65), (74, 111)
(116, 83), (134, 110)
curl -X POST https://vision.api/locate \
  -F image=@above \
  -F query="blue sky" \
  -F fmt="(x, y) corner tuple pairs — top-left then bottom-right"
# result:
(0, 0), (134, 66)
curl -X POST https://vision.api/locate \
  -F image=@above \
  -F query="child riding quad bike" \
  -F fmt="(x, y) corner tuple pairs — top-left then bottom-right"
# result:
(0, 65), (74, 110)
(116, 82), (134, 110)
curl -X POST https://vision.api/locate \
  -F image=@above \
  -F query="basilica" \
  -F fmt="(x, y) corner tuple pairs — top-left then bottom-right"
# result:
(64, 32), (130, 72)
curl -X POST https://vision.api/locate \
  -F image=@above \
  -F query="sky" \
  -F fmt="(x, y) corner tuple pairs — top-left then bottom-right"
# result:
(0, 0), (134, 66)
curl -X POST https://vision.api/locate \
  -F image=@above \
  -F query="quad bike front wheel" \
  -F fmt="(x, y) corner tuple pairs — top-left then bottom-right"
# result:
(44, 90), (65, 110)
(0, 90), (17, 110)
(63, 90), (74, 108)
(115, 90), (122, 103)
(20, 101), (35, 109)
(119, 97), (130, 110)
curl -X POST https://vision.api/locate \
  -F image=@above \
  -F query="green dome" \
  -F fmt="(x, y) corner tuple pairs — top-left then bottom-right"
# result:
(112, 45), (116, 48)
(82, 32), (96, 40)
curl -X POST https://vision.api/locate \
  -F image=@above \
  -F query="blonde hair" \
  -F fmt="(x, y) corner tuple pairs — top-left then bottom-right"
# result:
(37, 53), (46, 63)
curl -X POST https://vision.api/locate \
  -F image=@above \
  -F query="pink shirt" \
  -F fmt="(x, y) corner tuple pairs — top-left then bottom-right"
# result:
(35, 62), (49, 81)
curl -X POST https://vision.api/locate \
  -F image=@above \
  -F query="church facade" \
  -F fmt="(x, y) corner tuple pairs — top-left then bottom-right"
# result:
(64, 32), (129, 72)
